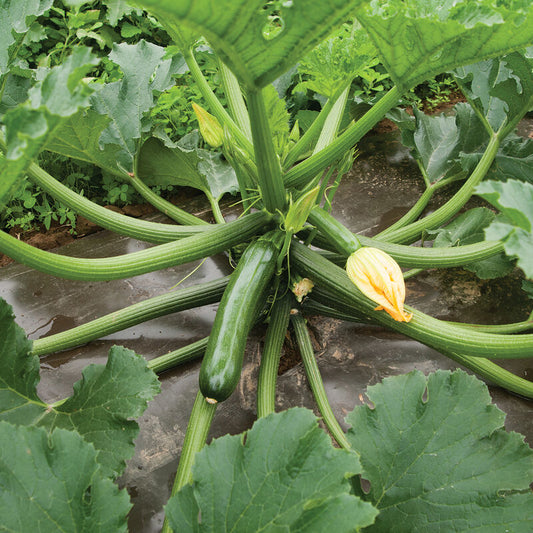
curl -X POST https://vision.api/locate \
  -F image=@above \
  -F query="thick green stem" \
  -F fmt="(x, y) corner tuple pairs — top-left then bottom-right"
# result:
(20, 157), (209, 243)
(0, 211), (272, 281)
(147, 337), (208, 374)
(308, 207), (360, 256)
(219, 60), (252, 141)
(283, 97), (337, 170)
(257, 294), (292, 417)
(32, 277), (228, 356)
(291, 242), (533, 359)
(162, 390), (217, 533)
(247, 89), (287, 212)
(302, 298), (533, 398)
(129, 175), (207, 226)
(316, 237), (504, 269)
(378, 132), (501, 244)
(291, 311), (351, 449)
(184, 48), (253, 156)
(375, 185), (435, 239)
(284, 86), (401, 189)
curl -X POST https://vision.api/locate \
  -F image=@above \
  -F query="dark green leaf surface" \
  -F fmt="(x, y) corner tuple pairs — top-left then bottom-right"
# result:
(347, 370), (533, 532)
(408, 104), (487, 183)
(455, 52), (533, 133)
(44, 109), (124, 176)
(355, 0), (533, 91)
(0, 47), (98, 206)
(0, 422), (130, 532)
(166, 408), (378, 532)
(427, 208), (514, 279)
(476, 179), (533, 279)
(0, 0), (53, 78)
(135, 0), (367, 89)
(0, 298), (160, 478)
(138, 136), (238, 201)
(295, 23), (377, 99)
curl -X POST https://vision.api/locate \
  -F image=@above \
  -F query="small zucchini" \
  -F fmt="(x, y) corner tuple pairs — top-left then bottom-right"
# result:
(199, 231), (284, 402)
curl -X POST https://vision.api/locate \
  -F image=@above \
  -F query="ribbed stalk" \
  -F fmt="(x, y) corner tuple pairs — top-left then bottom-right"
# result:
(147, 337), (208, 373)
(219, 60), (252, 141)
(0, 211), (272, 281)
(314, 86), (350, 154)
(128, 175), (207, 226)
(308, 207), (360, 255)
(285, 86), (401, 189)
(302, 298), (533, 398)
(184, 48), (253, 157)
(24, 158), (209, 243)
(32, 277), (228, 356)
(291, 311), (351, 449)
(316, 237), (504, 269)
(161, 390), (217, 533)
(290, 241), (533, 359)
(283, 97), (337, 170)
(247, 89), (287, 212)
(256, 294), (292, 417)
(379, 133), (501, 244)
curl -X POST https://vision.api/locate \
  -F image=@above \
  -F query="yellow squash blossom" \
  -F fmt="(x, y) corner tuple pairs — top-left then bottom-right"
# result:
(346, 247), (412, 322)
(192, 102), (224, 148)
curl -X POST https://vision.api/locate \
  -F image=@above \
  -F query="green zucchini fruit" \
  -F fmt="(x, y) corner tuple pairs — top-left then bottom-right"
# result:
(199, 231), (285, 402)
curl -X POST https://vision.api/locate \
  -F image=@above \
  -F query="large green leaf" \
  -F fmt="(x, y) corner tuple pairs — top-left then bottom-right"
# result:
(347, 370), (533, 532)
(0, 422), (130, 532)
(476, 179), (533, 279)
(0, 0), (53, 78)
(165, 408), (378, 532)
(295, 22), (378, 99)
(355, 0), (533, 91)
(426, 208), (514, 279)
(455, 52), (533, 134)
(44, 108), (125, 177)
(135, 0), (367, 89)
(401, 104), (487, 183)
(0, 47), (98, 206)
(0, 298), (161, 478)
(137, 135), (238, 201)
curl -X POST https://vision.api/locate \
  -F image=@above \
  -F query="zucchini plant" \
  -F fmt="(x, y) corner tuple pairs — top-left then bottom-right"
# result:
(1, 0), (533, 531)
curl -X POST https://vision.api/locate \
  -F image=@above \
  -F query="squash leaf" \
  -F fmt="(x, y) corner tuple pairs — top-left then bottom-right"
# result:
(0, 298), (161, 478)
(165, 408), (378, 532)
(0, 422), (131, 532)
(347, 370), (533, 532)
(134, 0), (368, 89)
(355, 0), (533, 91)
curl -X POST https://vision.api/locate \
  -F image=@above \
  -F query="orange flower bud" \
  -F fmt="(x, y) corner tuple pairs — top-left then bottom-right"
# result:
(346, 247), (412, 322)
(192, 102), (224, 148)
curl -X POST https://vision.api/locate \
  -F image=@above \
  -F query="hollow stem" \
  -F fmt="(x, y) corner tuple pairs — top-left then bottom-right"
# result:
(17, 158), (210, 243)
(161, 390), (217, 533)
(219, 60), (252, 141)
(256, 294), (292, 417)
(129, 174), (207, 226)
(291, 311), (351, 449)
(284, 86), (401, 189)
(32, 277), (228, 356)
(147, 337), (208, 373)
(0, 210), (272, 281)
(283, 97), (337, 170)
(315, 236), (504, 269)
(291, 241), (533, 360)
(378, 132), (501, 244)
(247, 88), (287, 212)
(302, 296), (533, 398)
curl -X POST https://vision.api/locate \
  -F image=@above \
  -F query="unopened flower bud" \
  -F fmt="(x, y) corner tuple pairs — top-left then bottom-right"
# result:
(346, 247), (412, 322)
(192, 102), (223, 148)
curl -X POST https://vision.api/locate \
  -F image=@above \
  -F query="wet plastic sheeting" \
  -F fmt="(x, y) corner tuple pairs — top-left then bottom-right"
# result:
(1, 131), (532, 532)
